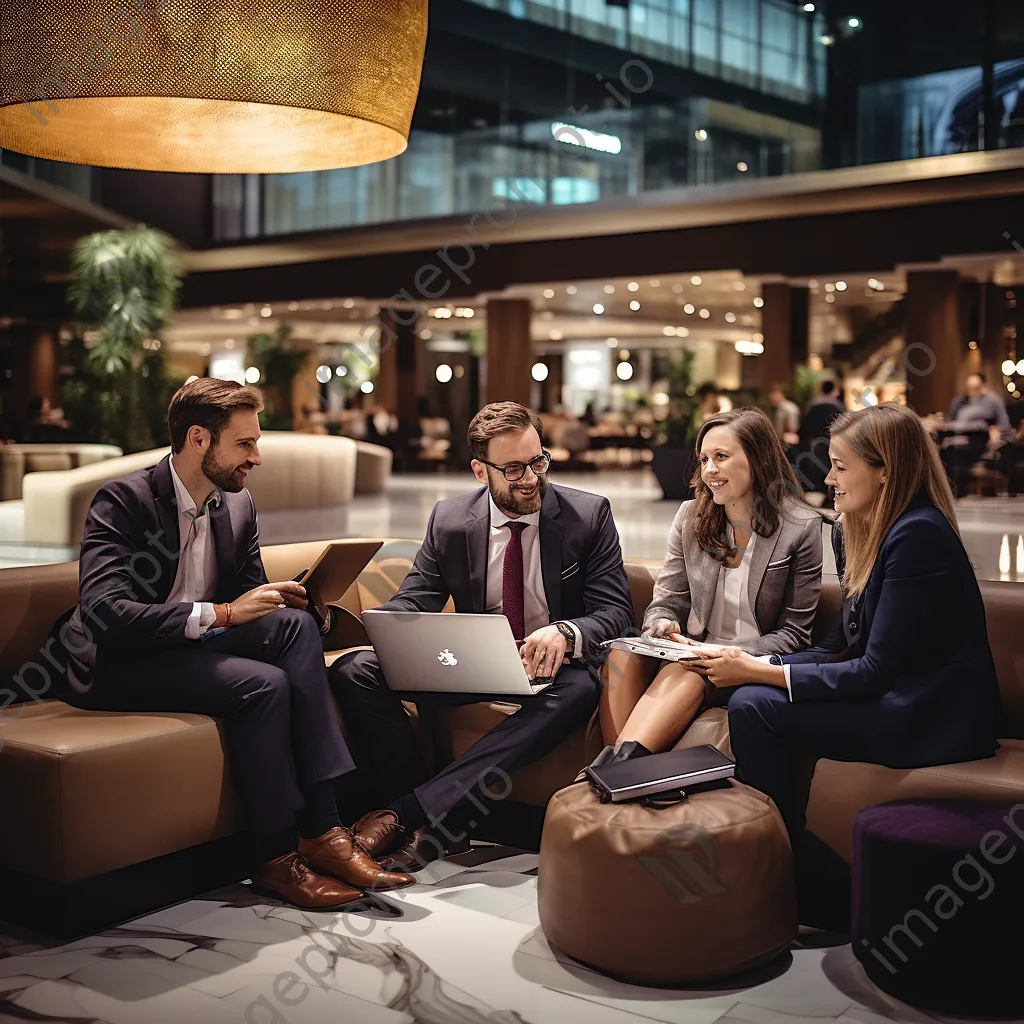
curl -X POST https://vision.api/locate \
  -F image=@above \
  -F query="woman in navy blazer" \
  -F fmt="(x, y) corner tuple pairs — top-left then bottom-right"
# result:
(693, 402), (1002, 839)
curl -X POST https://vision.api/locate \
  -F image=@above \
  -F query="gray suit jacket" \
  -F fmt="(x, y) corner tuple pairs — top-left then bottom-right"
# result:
(643, 499), (823, 657)
(381, 483), (635, 668)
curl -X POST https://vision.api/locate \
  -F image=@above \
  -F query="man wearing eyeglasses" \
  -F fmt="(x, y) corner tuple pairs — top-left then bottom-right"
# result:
(330, 401), (634, 869)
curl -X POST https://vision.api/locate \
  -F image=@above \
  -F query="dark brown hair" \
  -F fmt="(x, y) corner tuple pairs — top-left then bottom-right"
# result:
(690, 407), (804, 560)
(467, 402), (544, 461)
(167, 377), (264, 453)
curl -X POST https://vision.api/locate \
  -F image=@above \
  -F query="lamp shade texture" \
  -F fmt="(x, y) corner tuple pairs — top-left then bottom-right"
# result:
(0, 0), (428, 173)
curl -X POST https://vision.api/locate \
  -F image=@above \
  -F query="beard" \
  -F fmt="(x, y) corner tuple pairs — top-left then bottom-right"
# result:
(489, 472), (548, 517)
(202, 447), (252, 493)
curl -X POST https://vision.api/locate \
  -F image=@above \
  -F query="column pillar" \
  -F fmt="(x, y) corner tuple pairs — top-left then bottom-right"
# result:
(758, 283), (808, 392)
(539, 353), (564, 413)
(904, 271), (962, 417)
(486, 299), (532, 407)
(29, 328), (59, 405)
(977, 282), (1008, 392)
(377, 307), (420, 433)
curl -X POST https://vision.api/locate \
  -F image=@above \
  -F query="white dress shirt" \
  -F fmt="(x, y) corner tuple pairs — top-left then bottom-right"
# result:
(485, 495), (582, 657)
(703, 533), (794, 697)
(167, 458), (221, 639)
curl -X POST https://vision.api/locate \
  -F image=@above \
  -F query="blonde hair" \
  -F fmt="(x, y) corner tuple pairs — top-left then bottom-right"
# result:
(831, 403), (958, 596)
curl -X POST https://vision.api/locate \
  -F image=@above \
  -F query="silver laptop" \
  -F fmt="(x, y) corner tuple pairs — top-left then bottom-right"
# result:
(361, 609), (553, 695)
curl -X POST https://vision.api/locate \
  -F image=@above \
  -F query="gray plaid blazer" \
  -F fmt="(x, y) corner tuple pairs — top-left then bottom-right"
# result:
(643, 498), (824, 657)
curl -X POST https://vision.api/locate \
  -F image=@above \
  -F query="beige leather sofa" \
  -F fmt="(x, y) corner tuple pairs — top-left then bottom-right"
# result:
(10, 432), (358, 550)
(0, 542), (1020, 936)
(354, 441), (393, 494)
(0, 443), (122, 501)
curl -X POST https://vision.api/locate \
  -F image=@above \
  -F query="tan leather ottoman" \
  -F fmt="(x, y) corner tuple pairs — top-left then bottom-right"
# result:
(537, 779), (797, 986)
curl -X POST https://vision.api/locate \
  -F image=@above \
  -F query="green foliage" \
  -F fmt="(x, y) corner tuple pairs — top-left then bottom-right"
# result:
(792, 364), (821, 410)
(658, 350), (700, 448)
(63, 227), (183, 452)
(248, 322), (310, 430)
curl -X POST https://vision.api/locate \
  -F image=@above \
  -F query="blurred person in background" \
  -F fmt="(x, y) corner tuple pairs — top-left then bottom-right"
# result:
(941, 372), (1011, 497)
(766, 384), (801, 446)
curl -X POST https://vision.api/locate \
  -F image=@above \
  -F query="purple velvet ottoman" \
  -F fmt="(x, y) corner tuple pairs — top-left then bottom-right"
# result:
(852, 799), (1024, 1019)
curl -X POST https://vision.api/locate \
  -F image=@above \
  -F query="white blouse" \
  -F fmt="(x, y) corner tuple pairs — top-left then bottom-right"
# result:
(705, 533), (761, 646)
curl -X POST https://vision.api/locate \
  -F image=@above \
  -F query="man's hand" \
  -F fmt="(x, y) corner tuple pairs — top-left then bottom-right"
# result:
(231, 582), (308, 625)
(520, 624), (569, 681)
(690, 647), (759, 687)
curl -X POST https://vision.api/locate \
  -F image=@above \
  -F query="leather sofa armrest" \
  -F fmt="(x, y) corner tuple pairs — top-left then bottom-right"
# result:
(322, 604), (369, 652)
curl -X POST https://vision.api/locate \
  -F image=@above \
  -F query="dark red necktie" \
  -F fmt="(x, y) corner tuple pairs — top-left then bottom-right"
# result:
(502, 521), (527, 641)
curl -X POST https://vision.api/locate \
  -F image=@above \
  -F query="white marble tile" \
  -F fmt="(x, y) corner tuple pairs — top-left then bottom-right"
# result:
(736, 950), (855, 1019)
(725, 1001), (841, 1024)
(503, 902), (541, 926)
(427, 872), (539, 918)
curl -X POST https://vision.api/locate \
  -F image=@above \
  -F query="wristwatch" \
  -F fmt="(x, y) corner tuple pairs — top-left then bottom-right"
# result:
(554, 620), (576, 651)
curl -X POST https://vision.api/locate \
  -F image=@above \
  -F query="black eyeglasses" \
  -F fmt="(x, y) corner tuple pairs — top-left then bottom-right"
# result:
(478, 450), (552, 482)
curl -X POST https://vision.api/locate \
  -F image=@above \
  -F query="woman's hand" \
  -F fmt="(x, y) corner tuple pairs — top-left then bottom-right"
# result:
(690, 647), (761, 687)
(643, 618), (691, 644)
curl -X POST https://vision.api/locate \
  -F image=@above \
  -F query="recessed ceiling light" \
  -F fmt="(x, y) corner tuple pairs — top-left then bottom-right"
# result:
(593, 303), (605, 314)
(736, 161), (748, 172)
(627, 281), (639, 292)
(699, 308), (710, 318)
(649, 279), (660, 287)
(543, 288), (555, 298)
(672, 283), (683, 293)
(604, 284), (615, 294)
(566, 285), (577, 294)
(753, 297), (764, 308)
(725, 312), (736, 323)
(691, 275), (702, 286)
(835, 280), (848, 291)
(684, 303), (695, 314)
(629, 300), (641, 311)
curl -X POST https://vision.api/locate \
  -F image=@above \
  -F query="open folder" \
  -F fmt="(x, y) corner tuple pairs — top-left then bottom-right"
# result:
(600, 636), (728, 663)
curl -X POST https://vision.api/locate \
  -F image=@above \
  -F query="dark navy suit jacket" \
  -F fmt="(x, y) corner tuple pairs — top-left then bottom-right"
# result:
(60, 455), (269, 700)
(380, 483), (635, 669)
(782, 496), (1001, 766)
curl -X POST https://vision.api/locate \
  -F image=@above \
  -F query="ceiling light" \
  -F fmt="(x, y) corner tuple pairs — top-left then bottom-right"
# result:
(0, 0), (428, 173)
(593, 303), (605, 314)
(684, 303), (695, 314)
(699, 308), (710, 318)
(288, 302), (299, 312)
(607, 337), (618, 347)
(735, 340), (765, 355)
(691, 276), (702, 286)
(753, 332), (764, 342)
(803, 3), (815, 11)
(421, 329), (432, 339)
(725, 312), (736, 323)
(753, 296), (764, 308)
(532, 362), (549, 382)
(820, 33), (835, 45)
(969, 341), (978, 351)
(678, 327), (689, 337)
(734, 281), (747, 291)
(244, 366), (261, 384)
(200, 342), (211, 356)
(604, 284), (615, 294)
(550, 330), (563, 341)
(317, 364), (335, 383)
(1009, 382), (1017, 393)
(616, 362), (634, 381)
(619, 349), (630, 360)
(567, 285), (577, 294)
(736, 161), (748, 172)
(628, 281), (640, 292)
(225, 338), (235, 349)
(652, 392), (670, 406)
(335, 365), (348, 377)
(826, 294), (836, 303)
(360, 381), (375, 394)
(649, 279), (660, 287)
(343, 298), (355, 308)
(663, 326), (675, 336)
(322, 302), (333, 310)
(694, 129), (708, 141)
(435, 363), (453, 383)
(629, 300), (641, 311)
(847, 16), (861, 28)
(672, 283), (683, 293)
(543, 288), (555, 298)
(835, 280), (848, 291)
(1017, 359), (1024, 374)
(260, 305), (273, 318)
(824, 282), (835, 292)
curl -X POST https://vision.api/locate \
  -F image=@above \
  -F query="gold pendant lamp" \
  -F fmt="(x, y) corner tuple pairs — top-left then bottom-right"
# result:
(0, 0), (428, 173)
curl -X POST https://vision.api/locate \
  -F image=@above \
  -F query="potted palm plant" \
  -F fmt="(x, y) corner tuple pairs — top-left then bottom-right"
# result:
(62, 226), (182, 452)
(650, 351), (700, 501)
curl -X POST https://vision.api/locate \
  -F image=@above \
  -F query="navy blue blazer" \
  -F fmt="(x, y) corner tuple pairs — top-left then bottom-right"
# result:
(782, 496), (1001, 766)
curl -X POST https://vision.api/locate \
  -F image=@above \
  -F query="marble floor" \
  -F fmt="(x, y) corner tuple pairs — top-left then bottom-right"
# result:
(0, 470), (1021, 581)
(1, 843), (1013, 1024)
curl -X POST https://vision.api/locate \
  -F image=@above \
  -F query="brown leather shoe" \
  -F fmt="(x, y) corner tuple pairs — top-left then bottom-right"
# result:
(249, 852), (365, 910)
(298, 826), (415, 892)
(351, 809), (408, 859)
(384, 826), (472, 872)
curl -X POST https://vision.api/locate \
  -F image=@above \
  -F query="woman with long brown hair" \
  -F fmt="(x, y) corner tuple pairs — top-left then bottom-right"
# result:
(597, 407), (823, 761)
(699, 403), (1002, 841)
